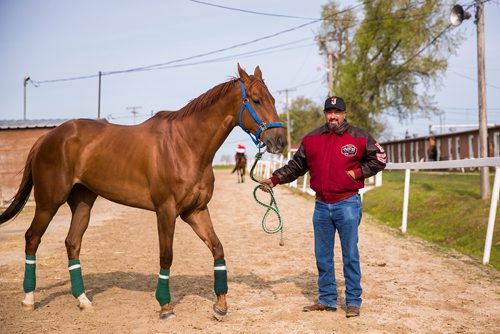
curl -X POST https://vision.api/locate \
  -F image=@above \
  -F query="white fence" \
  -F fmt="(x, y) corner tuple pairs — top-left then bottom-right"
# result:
(251, 156), (500, 265)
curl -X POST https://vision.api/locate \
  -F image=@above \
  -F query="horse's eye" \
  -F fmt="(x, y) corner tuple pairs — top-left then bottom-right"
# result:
(252, 98), (261, 104)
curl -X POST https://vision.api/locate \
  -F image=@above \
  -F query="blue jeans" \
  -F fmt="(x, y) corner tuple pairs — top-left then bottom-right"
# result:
(312, 194), (362, 308)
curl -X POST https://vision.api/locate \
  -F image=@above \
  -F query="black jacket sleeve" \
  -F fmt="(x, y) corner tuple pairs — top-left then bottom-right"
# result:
(360, 133), (386, 178)
(272, 142), (309, 184)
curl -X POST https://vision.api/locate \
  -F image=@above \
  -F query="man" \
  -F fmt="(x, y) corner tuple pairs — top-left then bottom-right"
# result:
(260, 96), (386, 318)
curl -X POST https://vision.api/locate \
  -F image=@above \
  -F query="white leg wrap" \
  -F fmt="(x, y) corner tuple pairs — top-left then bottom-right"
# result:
(78, 293), (92, 310)
(22, 291), (35, 308)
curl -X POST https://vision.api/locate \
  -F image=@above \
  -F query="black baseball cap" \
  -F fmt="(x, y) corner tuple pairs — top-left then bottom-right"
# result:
(323, 96), (346, 112)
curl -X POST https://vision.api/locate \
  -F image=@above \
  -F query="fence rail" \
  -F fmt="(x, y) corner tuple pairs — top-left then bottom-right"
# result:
(251, 156), (500, 265)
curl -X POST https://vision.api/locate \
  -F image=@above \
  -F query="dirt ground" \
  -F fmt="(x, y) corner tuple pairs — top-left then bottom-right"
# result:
(0, 169), (499, 334)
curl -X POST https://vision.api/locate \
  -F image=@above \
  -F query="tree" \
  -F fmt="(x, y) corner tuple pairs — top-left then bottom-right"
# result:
(280, 97), (323, 148)
(319, 0), (462, 136)
(317, 1), (357, 94)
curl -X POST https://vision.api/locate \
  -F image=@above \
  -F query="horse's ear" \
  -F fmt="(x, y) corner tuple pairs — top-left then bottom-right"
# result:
(237, 63), (250, 81)
(254, 66), (262, 80)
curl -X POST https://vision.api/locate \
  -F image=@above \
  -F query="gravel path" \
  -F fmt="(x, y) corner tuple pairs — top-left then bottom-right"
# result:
(0, 170), (498, 333)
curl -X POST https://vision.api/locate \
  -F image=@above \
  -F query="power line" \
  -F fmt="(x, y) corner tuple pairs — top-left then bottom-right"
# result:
(29, 0), (489, 95)
(31, 1), (371, 85)
(133, 40), (316, 72)
(189, 0), (319, 20)
(440, 106), (500, 110)
(33, 0), (445, 85)
(31, 39), (314, 85)
(192, 0), (435, 24)
(451, 70), (500, 90)
(145, 1), (369, 61)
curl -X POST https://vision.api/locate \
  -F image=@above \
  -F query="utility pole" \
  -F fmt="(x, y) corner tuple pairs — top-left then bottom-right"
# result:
(97, 71), (102, 119)
(23, 76), (30, 121)
(476, 0), (489, 199)
(277, 88), (296, 160)
(327, 52), (334, 95)
(450, 2), (489, 199)
(319, 34), (339, 95)
(126, 106), (142, 124)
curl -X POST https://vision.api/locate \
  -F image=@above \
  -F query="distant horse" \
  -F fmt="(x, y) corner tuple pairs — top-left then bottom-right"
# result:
(0, 64), (285, 320)
(232, 154), (247, 183)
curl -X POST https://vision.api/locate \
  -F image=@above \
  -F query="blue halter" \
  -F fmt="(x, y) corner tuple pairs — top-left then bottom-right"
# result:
(238, 80), (284, 148)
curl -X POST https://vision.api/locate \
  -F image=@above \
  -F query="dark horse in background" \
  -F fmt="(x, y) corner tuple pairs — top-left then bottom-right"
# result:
(0, 64), (286, 320)
(231, 153), (247, 183)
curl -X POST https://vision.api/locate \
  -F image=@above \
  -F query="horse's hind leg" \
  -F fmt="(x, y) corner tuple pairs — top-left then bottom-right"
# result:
(65, 185), (97, 310)
(22, 205), (60, 309)
(22, 179), (71, 309)
(182, 208), (228, 319)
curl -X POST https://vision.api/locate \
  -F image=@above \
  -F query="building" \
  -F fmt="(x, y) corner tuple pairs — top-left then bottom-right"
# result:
(380, 125), (500, 163)
(0, 119), (67, 204)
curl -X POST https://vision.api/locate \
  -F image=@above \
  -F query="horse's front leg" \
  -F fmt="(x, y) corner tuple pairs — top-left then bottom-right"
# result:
(182, 208), (228, 319)
(155, 206), (177, 320)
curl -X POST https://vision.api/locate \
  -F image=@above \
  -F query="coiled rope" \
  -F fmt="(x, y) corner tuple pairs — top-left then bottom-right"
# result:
(250, 152), (284, 246)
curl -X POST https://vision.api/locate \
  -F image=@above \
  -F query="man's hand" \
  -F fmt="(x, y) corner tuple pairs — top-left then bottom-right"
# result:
(259, 178), (275, 193)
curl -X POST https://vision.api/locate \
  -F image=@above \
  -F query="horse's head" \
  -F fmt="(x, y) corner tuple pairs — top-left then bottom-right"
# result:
(237, 64), (287, 154)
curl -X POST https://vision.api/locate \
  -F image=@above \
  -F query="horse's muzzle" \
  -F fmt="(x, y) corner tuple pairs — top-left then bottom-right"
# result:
(262, 129), (287, 154)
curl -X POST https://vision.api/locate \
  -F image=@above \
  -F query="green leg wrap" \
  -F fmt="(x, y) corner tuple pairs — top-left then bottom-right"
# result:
(68, 259), (85, 298)
(214, 259), (228, 295)
(155, 268), (171, 306)
(23, 255), (36, 293)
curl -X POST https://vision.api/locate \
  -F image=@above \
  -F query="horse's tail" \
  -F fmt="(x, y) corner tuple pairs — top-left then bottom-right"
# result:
(0, 147), (35, 225)
(231, 165), (237, 174)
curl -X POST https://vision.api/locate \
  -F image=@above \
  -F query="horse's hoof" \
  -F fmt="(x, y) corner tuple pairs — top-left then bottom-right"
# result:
(79, 302), (93, 311)
(21, 301), (34, 310)
(159, 311), (176, 320)
(213, 304), (227, 321)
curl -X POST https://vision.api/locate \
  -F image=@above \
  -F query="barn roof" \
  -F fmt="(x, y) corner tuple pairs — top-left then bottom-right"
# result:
(0, 119), (69, 130)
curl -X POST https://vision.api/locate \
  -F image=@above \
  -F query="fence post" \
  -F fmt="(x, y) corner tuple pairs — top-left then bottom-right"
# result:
(483, 167), (500, 264)
(302, 173), (308, 193)
(375, 172), (383, 186)
(401, 168), (411, 234)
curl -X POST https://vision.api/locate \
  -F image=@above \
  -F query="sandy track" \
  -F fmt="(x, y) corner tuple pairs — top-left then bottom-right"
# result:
(0, 170), (498, 333)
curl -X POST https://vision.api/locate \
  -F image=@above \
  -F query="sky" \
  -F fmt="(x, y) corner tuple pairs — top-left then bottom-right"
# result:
(1, 0), (499, 163)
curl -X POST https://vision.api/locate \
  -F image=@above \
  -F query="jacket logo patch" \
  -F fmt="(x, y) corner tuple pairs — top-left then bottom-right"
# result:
(375, 142), (385, 153)
(376, 153), (387, 163)
(341, 144), (357, 157)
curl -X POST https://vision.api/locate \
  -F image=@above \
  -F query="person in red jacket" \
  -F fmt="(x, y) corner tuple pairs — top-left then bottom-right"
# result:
(260, 96), (386, 318)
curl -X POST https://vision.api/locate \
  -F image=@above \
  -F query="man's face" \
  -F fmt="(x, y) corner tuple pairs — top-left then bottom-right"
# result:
(324, 109), (347, 129)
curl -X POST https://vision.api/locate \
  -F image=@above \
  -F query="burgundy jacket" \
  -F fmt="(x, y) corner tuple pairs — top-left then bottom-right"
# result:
(271, 122), (386, 203)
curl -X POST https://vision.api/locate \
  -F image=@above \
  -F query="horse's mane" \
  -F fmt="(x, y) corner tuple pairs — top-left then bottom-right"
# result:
(155, 77), (240, 120)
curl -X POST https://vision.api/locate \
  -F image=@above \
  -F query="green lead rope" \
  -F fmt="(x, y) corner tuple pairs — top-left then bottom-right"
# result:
(250, 152), (284, 246)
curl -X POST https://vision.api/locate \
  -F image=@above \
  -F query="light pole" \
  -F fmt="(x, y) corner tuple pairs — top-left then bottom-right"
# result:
(23, 76), (30, 121)
(450, 2), (489, 199)
(97, 71), (102, 119)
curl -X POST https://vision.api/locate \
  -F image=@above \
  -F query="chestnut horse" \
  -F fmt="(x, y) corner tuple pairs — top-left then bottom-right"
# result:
(231, 154), (247, 183)
(0, 64), (286, 320)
